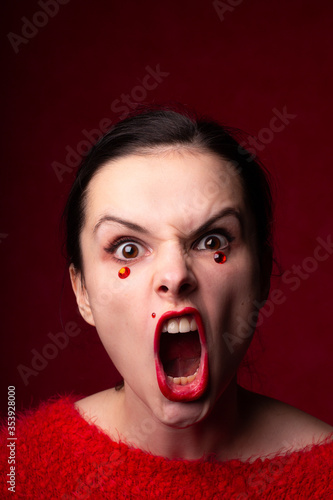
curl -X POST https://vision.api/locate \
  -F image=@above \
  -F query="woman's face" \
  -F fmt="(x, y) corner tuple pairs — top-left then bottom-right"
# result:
(72, 148), (264, 428)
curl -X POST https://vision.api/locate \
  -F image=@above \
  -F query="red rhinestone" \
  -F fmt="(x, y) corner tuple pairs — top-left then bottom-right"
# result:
(118, 267), (130, 279)
(152, 313), (156, 318)
(214, 251), (226, 264)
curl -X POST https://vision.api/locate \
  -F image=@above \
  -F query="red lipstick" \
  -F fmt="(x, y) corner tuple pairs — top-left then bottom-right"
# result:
(154, 307), (208, 402)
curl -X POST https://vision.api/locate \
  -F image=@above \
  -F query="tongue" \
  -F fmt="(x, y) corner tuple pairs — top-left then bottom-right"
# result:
(159, 332), (201, 377)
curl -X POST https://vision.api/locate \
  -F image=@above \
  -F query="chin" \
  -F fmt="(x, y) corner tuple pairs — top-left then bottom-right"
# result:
(156, 392), (212, 429)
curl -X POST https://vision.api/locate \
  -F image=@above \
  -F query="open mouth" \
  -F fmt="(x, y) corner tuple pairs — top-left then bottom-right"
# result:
(154, 307), (208, 402)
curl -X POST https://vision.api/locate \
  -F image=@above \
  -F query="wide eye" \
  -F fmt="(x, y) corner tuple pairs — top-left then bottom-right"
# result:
(114, 242), (144, 260)
(196, 233), (229, 251)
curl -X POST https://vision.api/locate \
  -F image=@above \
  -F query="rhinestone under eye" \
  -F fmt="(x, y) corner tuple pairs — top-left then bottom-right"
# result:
(214, 251), (227, 264)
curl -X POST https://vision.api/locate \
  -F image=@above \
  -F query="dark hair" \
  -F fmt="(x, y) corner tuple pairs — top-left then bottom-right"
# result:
(63, 106), (273, 277)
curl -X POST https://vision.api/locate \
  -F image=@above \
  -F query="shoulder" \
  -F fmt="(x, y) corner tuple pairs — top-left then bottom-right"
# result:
(74, 387), (123, 439)
(239, 387), (333, 456)
(74, 388), (114, 415)
(1, 395), (79, 451)
(0, 396), (80, 496)
(0, 394), (125, 497)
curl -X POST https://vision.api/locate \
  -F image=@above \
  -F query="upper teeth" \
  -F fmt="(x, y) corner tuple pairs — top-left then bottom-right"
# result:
(162, 316), (198, 334)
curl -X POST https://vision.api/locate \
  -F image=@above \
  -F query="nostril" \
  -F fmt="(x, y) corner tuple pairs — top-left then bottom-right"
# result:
(158, 281), (195, 296)
(179, 283), (192, 295)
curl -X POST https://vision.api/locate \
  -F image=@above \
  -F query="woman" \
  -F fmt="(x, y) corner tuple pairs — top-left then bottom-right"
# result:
(1, 108), (332, 498)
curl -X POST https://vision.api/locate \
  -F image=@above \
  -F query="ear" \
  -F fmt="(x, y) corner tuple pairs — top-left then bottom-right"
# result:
(69, 264), (96, 326)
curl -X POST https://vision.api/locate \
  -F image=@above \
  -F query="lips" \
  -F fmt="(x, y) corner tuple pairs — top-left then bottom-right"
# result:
(154, 307), (208, 402)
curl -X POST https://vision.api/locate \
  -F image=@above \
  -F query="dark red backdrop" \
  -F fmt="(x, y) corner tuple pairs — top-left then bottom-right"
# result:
(1, 0), (332, 423)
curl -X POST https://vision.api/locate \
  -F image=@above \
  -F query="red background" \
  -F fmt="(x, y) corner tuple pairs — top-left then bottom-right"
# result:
(1, 0), (332, 423)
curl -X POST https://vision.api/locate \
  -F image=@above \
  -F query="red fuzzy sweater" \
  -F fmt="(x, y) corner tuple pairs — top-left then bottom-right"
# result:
(1, 396), (332, 499)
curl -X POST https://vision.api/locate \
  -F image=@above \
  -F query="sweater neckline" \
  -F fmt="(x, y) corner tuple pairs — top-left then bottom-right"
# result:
(64, 394), (333, 466)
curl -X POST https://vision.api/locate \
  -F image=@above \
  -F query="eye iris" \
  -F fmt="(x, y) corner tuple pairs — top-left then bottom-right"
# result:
(205, 236), (221, 250)
(122, 244), (138, 258)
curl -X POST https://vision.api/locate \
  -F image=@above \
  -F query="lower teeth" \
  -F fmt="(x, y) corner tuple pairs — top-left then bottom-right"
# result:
(167, 368), (199, 386)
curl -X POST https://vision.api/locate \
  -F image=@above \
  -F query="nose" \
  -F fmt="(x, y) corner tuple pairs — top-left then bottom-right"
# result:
(153, 244), (198, 300)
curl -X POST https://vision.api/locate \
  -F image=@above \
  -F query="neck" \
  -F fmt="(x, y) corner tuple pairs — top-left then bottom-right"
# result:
(116, 378), (244, 460)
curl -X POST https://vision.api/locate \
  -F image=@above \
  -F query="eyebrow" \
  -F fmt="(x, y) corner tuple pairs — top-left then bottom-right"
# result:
(93, 215), (149, 235)
(93, 208), (242, 237)
(189, 208), (242, 238)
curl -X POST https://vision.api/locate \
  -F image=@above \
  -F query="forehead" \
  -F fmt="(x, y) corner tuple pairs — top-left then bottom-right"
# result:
(84, 149), (246, 233)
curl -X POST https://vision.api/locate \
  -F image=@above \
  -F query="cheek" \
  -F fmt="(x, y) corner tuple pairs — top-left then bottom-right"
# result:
(208, 247), (260, 303)
(84, 266), (150, 363)
(204, 251), (261, 356)
(86, 259), (139, 309)
(88, 273), (124, 314)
